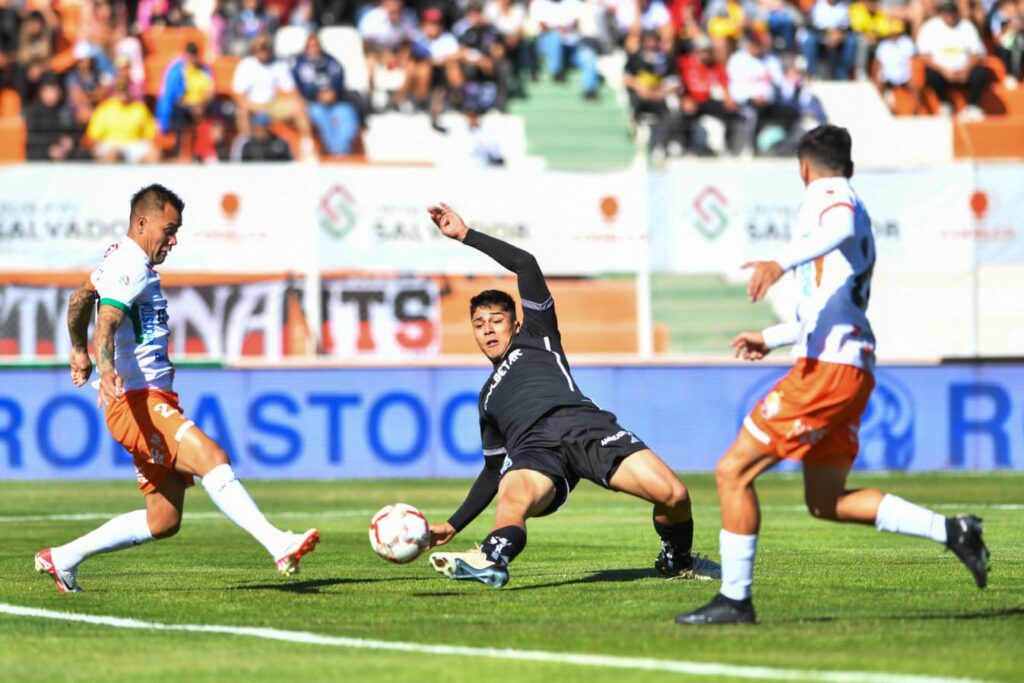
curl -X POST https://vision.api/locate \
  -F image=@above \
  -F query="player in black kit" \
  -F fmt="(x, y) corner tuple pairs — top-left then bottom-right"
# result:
(425, 202), (720, 588)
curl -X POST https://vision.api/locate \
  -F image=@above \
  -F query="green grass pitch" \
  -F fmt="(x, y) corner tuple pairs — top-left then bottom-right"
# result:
(1, 473), (1022, 682)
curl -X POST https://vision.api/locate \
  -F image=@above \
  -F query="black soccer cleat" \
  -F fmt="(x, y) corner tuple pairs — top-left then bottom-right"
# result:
(945, 514), (990, 588)
(655, 543), (721, 581)
(676, 593), (756, 625)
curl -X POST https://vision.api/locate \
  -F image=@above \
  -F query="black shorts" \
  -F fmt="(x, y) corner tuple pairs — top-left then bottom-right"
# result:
(500, 404), (648, 517)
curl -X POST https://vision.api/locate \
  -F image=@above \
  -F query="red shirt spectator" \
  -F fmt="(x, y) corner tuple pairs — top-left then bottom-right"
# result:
(678, 52), (728, 104)
(669, 0), (703, 34)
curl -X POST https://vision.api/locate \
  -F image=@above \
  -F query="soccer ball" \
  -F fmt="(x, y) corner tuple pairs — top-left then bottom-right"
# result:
(369, 503), (430, 564)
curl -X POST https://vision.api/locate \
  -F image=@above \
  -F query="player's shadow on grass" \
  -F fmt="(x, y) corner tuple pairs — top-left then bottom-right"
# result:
(506, 567), (655, 592)
(233, 577), (432, 594)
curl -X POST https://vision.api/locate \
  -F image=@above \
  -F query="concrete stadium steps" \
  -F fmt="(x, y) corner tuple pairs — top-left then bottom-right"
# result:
(439, 275), (639, 354)
(508, 72), (635, 171)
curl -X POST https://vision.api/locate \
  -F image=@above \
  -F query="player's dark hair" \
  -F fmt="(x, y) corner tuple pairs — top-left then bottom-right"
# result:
(130, 184), (185, 222)
(797, 125), (854, 178)
(470, 290), (516, 320)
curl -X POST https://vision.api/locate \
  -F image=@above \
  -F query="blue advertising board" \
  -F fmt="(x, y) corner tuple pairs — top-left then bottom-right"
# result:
(0, 364), (1021, 481)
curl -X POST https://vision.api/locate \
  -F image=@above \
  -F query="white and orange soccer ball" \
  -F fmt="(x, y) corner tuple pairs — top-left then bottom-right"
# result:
(368, 503), (430, 564)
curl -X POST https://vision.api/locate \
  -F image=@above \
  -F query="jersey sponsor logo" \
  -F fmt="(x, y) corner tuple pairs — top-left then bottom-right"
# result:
(483, 348), (524, 410)
(787, 419), (827, 446)
(601, 429), (628, 446)
(119, 274), (131, 287)
(500, 455), (513, 475)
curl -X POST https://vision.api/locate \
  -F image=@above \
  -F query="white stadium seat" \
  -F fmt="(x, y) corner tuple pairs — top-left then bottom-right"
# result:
(273, 25), (310, 62)
(319, 26), (369, 95)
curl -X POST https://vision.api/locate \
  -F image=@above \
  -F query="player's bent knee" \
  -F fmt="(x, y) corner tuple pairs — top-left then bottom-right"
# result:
(663, 480), (690, 510)
(147, 511), (182, 539)
(715, 458), (744, 489)
(805, 498), (840, 521)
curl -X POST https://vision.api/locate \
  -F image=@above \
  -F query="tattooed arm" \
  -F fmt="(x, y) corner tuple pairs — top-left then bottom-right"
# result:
(93, 303), (126, 405)
(67, 280), (98, 388)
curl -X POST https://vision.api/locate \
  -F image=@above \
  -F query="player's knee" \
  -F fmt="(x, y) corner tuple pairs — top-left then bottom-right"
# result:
(196, 441), (230, 474)
(663, 480), (690, 510)
(805, 496), (839, 521)
(715, 458), (743, 490)
(148, 511), (182, 539)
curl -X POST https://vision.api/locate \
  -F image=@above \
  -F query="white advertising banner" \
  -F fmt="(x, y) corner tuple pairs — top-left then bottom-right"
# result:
(315, 167), (647, 275)
(971, 163), (1024, 266)
(0, 165), (318, 273)
(650, 162), (976, 275)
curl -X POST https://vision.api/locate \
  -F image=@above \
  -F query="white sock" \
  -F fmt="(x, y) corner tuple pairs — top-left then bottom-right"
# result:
(719, 529), (758, 601)
(51, 509), (154, 569)
(874, 494), (948, 544)
(202, 464), (288, 558)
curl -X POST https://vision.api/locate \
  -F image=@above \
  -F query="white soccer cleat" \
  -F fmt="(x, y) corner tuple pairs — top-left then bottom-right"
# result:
(275, 529), (320, 576)
(35, 548), (82, 593)
(429, 550), (509, 588)
(672, 554), (722, 582)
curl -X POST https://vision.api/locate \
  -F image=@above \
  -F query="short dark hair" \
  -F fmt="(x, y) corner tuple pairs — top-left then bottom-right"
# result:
(130, 184), (185, 222)
(797, 125), (854, 178)
(470, 290), (516, 319)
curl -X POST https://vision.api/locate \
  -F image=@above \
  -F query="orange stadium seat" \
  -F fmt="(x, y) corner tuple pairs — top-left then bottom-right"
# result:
(0, 117), (27, 162)
(0, 89), (20, 117)
(141, 26), (208, 57)
(213, 55), (240, 95)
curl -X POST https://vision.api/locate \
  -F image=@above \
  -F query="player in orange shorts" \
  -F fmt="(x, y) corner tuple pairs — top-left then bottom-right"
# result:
(676, 125), (990, 625)
(34, 184), (318, 593)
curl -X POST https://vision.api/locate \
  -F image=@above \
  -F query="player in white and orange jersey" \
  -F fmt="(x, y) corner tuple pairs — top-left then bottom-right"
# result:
(676, 125), (989, 625)
(34, 184), (318, 593)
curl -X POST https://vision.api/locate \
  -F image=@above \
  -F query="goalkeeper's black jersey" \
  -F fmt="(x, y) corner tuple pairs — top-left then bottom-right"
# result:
(463, 229), (593, 458)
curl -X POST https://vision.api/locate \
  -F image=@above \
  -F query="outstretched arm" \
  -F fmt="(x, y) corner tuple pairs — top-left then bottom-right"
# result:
(429, 454), (505, 547)
(67, 280), (98, 387)
(427, 202), (554, 327)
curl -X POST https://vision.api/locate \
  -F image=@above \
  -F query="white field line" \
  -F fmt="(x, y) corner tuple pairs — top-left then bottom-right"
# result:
(0, 510), (374, 523)
(1, 503), (1021, 524)
(0, 603), (992, 683)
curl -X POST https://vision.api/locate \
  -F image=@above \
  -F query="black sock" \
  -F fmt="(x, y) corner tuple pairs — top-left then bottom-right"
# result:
(480, 525), (527, 567)
(654, 516), (694, 558)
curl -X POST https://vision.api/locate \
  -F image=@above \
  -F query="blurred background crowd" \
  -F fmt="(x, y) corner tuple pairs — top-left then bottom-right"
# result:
(0, 0), (1020, 163)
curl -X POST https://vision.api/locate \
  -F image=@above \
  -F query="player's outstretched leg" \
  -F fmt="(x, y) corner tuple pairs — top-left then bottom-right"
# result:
(34, 475), (187, 593)
(430, 469), (555, 588)
(179, 428), (318, 576)
(804, 467), (990, 588)
(609, 449), (720, 580)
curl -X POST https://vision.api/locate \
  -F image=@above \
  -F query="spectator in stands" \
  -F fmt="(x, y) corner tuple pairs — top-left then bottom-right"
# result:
(917, 0), (989, 119)
(668, 0), (703, 41)
(293, 33), (361, 155)
(873, 23), (919, 112)
(727, 28), (799, 153)
(405, 7), (461, 119)
(66, 42), (112, 126)
(0, 0), (18, 90)
(311, 0), (358, 27)
(678, 33), (742, 154)
(532, 0), (600, 99)
(605, 0), (673, 48)
(222, 0), (278, 57)
(457, 2), (511, 110)
(156, 41), (217, 158)
(239, 110), (294, 159)
(265, 0), (303, 25)
(14, 9), (56, 102)
(623, 29), (678, 156)
(801, 0), (857, 80)
(84, 75), (160, 162)
(358, 0), (419, 106)
(232, 32), (315, 155)
(849, 0), (903, 80)
(485, 0), (532, 96)
(704, 0), (745, 43)
(23, 72), (82, 161)
(990, 0), (1023, 82)
(111, 24), (146, 99)
(761, 0), (800, 53)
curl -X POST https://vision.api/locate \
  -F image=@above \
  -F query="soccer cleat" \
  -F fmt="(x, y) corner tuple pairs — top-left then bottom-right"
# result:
(675, 593), (756, 625)
(275, 529), (320, 576)
(945, 515), (989, 588)
(655, 544), (722, 581)
(34, 548), (82, 594)
(429, 550), (510, 588)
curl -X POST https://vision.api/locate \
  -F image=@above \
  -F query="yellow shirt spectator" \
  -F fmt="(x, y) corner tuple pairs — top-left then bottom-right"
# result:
(849, 2), (903, 38)
(182, 65), (215, 107)
(86, 96), (157, 145)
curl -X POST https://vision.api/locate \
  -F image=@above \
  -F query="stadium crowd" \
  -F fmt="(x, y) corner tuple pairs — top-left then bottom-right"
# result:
(0, 0), (1019, 162)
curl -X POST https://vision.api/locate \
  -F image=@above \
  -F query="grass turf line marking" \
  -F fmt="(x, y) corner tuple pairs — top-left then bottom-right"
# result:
(0, 603), (990, 683)
(3, 503), (1021, 524)
(0, 510), (374, 523)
